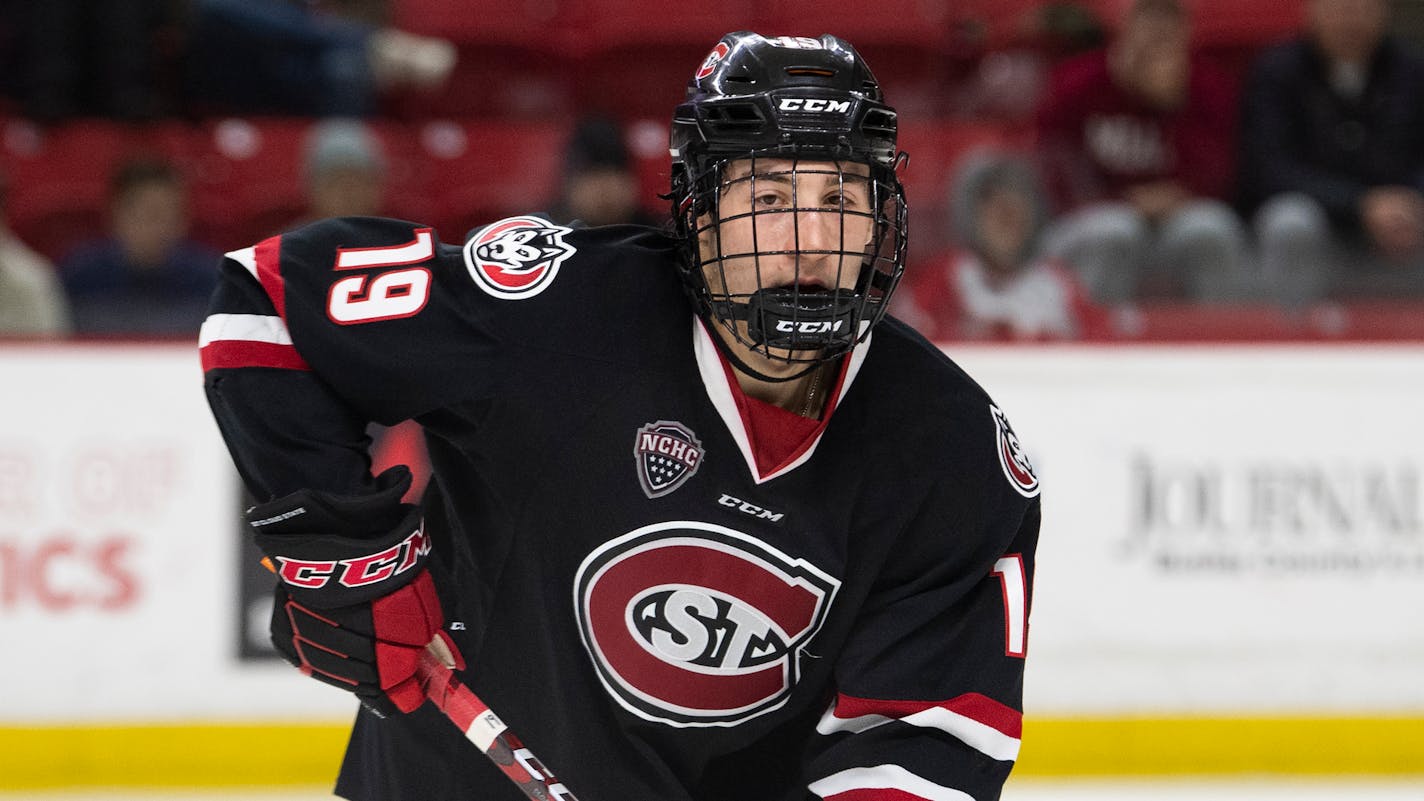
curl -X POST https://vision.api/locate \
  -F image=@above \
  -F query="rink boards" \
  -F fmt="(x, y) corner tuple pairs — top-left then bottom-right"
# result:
(1, 343), (1420, 787)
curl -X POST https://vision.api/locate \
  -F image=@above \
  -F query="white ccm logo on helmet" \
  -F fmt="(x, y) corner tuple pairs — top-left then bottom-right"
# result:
(574, 521), (840, 727)
(775, 319), (845, 334)
(777, 98), (851, 113)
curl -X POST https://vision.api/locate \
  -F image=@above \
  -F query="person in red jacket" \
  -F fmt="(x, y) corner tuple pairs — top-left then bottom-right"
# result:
(1035, 0), (1249, 303)
(895, 150), (1104, 341)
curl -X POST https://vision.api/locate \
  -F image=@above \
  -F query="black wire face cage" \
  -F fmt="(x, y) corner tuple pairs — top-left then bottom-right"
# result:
(676, 149), (908, 372)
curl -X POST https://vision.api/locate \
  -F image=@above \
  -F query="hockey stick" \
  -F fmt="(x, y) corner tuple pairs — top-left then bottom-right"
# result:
(257, 558), (580, 800)
(415, 646), (582, 801)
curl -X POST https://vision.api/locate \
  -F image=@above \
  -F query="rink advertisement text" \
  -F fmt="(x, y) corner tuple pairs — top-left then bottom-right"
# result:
(1126, 455), (1424, 574)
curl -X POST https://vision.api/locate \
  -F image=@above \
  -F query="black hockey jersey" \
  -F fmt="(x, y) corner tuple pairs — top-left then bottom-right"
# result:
(201, 214), (1042, 801)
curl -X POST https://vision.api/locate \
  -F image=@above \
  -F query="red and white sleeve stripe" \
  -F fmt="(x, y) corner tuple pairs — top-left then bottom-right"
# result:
(816, 692), (1022, 762)
(807, 765), (975, 801)
(199, 312), (310, 372)
(200, 242), (310, 372)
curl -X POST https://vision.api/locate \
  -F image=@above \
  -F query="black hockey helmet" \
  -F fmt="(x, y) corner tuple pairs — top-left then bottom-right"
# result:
(669, 31), (908, 379)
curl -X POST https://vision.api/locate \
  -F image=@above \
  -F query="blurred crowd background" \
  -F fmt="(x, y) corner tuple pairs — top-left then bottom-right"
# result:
(2, 0), (1424, 342)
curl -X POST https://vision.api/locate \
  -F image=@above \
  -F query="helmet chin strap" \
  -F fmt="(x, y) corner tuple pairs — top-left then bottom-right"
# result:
(701, 315), (831, 384)
(711, 288), (862, 345)
(705, 288), (857, 383)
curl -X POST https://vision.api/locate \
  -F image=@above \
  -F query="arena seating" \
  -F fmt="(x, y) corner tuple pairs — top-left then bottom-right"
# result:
(0, 114), (1030, 258)
(6, 0), (1414, 345)
(375, 2), (1305, 122)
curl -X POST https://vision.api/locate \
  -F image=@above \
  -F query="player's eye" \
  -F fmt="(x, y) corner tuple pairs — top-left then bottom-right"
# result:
(753, 191), (786, 208)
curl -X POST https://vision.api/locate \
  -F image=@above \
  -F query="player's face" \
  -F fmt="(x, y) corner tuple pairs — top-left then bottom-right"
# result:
(699, 158), (876, 299)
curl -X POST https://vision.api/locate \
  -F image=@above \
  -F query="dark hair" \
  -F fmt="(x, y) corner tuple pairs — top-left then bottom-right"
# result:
(109, 157), (183, 202)
(564, 116), (631, 176)
(1128, 0), (1186, 21)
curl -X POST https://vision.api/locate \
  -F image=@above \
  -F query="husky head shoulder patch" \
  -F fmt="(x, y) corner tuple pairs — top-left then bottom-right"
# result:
(463, 215), (575, 299)
(635, 421), (704, 498)
(991, 404), (1039, 498)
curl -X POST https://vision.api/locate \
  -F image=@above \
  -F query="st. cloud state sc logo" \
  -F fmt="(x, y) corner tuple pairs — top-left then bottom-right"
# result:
(574, 521), (840, 727)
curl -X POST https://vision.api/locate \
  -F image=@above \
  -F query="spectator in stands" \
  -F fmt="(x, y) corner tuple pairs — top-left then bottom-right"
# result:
(0, 171), (70, 336)
(12, 0), (178, 121)
(1239, 0), (1424, 305)
(59, 157), (219, 336)
(894, 150), (1102, 341)
(1035, 0), (1249, 303)
(547, 116), (661, 228)
(952, 2), (1107, 120)
(296, 117), (389, 225)
(182, 0), (455, 117)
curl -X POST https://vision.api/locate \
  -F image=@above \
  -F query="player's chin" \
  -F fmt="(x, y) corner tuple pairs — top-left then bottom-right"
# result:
(741, 336), (826, 377)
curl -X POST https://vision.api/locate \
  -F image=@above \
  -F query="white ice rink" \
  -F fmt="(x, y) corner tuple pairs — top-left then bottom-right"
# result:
(4, 779), (1424, 800)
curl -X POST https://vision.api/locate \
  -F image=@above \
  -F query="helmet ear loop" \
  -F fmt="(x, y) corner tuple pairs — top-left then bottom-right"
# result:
(706, 160), (758, 353)
(748, 156), (768, 358)
(858, 181), (891, 305)
(688, 160), (728, 314)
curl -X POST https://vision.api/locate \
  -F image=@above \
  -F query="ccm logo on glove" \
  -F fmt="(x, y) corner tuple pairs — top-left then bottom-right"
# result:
(273, 523), (430, 589)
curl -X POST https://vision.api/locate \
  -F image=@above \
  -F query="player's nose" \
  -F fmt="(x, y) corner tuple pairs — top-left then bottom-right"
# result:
(787, 208), (848, 284)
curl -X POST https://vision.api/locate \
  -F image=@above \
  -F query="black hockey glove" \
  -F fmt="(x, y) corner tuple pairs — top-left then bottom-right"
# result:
(248, 466), (464, 717)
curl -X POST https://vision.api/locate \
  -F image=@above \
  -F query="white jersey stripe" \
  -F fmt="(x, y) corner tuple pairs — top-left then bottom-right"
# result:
(199, 313), (294, 348)
(808, 764), (975, 801)
(816, 705), (1021, 762)
(692, 316), (872, 485)
(225, 246), (259, 281)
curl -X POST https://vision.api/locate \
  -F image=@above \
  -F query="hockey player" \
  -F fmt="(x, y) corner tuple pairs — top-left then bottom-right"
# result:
(201, 31), (1041, 801)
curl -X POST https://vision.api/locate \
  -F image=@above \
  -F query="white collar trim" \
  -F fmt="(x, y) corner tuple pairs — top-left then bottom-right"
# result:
(692, 317), (871, 484)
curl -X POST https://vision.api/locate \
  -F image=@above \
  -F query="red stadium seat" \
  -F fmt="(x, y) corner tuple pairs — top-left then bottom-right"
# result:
(624, 117), (673, 219)
(0, 119), (199, 261)
(763, 0), (953, 47)
(1082, 0), (1303, 46)
(407, 119), (567, 239)
(1187, 0), (1303, 46)
(389, 0), (576, 46)
(558, 0), (771, 116)
(185, 118), (431, 251)
(187, 118), (311, 249)
(565, 0), (770, 52)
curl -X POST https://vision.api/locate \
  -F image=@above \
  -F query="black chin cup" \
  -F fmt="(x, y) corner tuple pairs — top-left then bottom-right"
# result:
(714, 289), (861, 351)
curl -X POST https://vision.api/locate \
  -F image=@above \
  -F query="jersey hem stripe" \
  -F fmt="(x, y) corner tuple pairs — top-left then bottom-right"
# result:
(808, 764), (975, 801)
(818, 692), (1022, 762)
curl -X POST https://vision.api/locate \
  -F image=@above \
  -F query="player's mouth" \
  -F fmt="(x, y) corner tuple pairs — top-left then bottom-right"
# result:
(779, 280), (831, 292)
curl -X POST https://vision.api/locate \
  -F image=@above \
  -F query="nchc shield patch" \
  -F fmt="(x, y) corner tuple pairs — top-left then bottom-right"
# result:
(575, 521), (840, 727)
(634, 421), (704, 499)
(462, 215), (575, 300)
